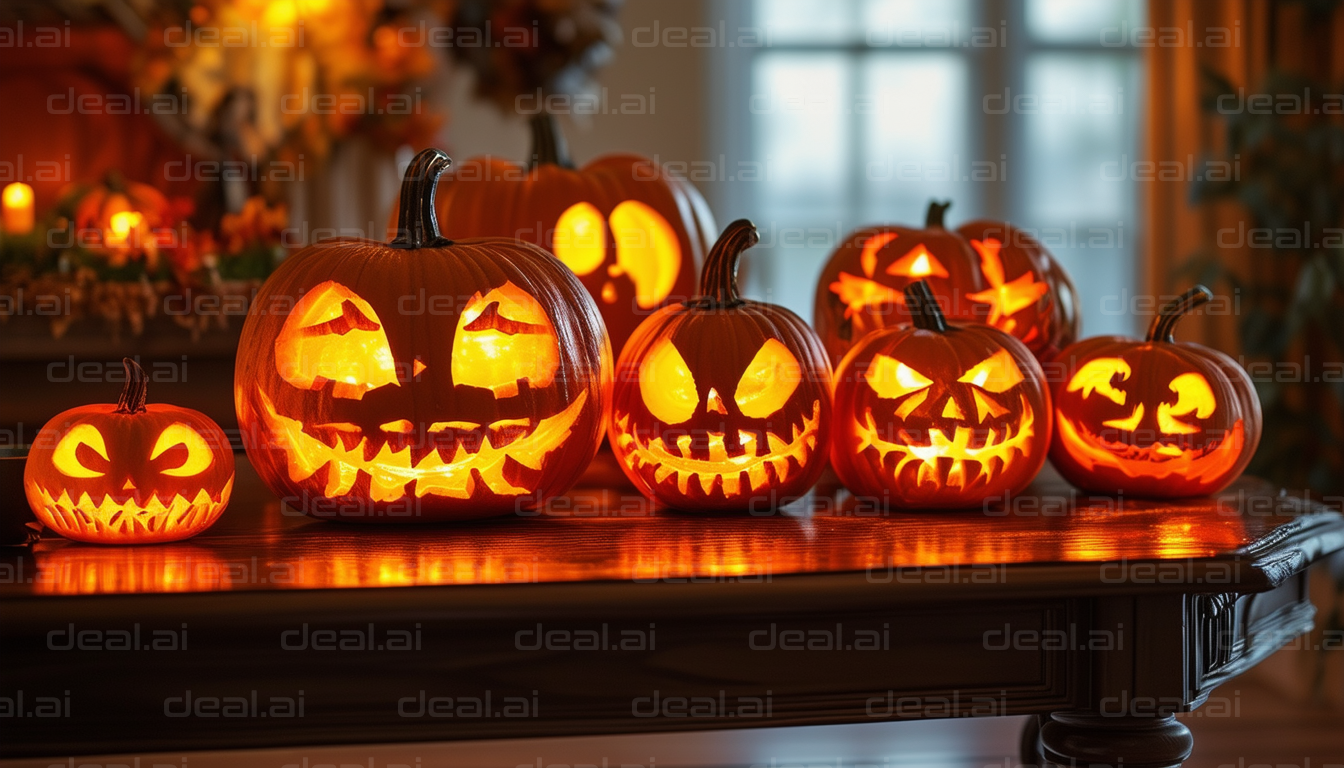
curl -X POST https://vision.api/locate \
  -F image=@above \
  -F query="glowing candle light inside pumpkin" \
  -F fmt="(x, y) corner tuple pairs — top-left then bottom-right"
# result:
(106, 210), (143, 248)
(2, 182), (35, 236)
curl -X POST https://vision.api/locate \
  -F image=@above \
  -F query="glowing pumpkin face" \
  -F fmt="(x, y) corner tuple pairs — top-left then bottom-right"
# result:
(238, 150), (612, 523)
(815, 201), (1079, 366)
(609, 220), (833, 511)
(831, 281), (1051, 509)
(1050, 286), (1261, 498)
(391, 114), (716, 355)
(25, 359), (234, 543)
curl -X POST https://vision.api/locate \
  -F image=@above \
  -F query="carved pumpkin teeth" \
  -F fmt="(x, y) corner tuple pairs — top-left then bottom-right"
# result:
(257, 387), (587, 502)
(32, 483), (231, 539)
(615, 400), (822, 499)
(1055, 415), (1245, 483)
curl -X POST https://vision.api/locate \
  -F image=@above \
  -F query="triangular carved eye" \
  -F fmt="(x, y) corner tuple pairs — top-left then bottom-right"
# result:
(886, 245), (949, 279)
(734, 339), (801, 419)
(640, 339), (698, 424)
(958, 349), (1023, 393)
(864, 355), (933, 400)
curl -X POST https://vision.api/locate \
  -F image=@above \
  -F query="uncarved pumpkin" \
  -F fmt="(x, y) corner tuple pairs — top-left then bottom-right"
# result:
(237, 148), (612, 522)
(389, 114), (716, 355)
(815, 201), (1079, 365)
(25, 359), (235, 544)
(608, 219), (833, 512)
(1049, 286), (1261, 498)
(831, 280), (1052, 509)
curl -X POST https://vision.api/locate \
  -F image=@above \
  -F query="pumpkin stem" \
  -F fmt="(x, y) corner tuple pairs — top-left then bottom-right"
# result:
(115, 358), (148, 415)
(698, 219), (759, 308)
(390, 148), (453, 250)
(904, 280), (949, 333)
(1147, 285), (1213, 343)
(527, 113), (574, 171)
(925, 200), (952, 229)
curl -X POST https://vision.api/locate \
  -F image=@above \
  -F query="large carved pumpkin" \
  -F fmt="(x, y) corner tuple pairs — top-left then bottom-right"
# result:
(393, 114), (716, 355)
(237, 149), (612, 523)
(1050, 286), (1261, 497)
(831, 281), (1051, 509)
(815, 201), (1079, 365)
(25, 359), (235, 544)
(609, 219), (833, 512)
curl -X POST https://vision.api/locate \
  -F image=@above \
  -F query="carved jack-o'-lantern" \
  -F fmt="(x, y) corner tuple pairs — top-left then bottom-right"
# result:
(609, 219), (833, 511)
(815, 201), (1079, 365)
(237, 149), (612, 523)
(1050, 286), (1261, 498)
(391, 114), (716, 354)
(25, 359), (235, 543)
(831, 281), (1051, 509)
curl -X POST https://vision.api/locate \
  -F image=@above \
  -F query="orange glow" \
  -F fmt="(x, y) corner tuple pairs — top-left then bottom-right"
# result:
(553, 202), (606, 276)
(854, 397), (1037, 490)
(956, 348), (1024, 393)
(613, 401), (821, 497)
(451, 281), (561, 398)
(2, 181), (34, 235)
(1067, 357), (1131, 405)
(860, 232), (899, 278)
(150, 423), (215, 477)
(28, 480), (233, 543)
(863, 355), (932, 400)
(106, 210), (144, 248)
(609, 200), (682, 309)
(638, 339), (699, 424)
(1103, 403), (1145, 432)
(733, 339), (802, 419)
(53, 424), (109, 478)
(886, 244), (949, 279)
(1056, 415), (1245, 483)
(966, 238), (1049, 330)
(1157, 372), (1216, 434)
(257, 387), (588, 501)
(274, 281), (399, 400)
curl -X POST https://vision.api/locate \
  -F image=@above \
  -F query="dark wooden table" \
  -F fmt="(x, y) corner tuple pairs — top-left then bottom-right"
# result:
(3, 454), (1342, 768)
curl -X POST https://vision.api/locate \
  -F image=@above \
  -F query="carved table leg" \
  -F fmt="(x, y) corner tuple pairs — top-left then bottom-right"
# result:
(1040, 712), (1193, 768)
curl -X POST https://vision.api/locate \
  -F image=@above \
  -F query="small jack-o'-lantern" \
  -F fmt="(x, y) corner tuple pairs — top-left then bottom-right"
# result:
(69, 171), (173, 266)
(237, 149), (611, 523)
(815, 201), (1079, 365)
(831, 281), (1051, 508)
(1050, 286), (1261, 497)
(25, 359), (235, 543)
(390, 114), (716, 354)
(609, 219), (833, 511)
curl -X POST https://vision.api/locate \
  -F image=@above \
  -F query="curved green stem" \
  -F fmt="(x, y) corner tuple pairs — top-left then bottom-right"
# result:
(115, 358), (148, 414)
(698, 219), (759, 307)
(1147, 285), (1213, 343)
(925, 200), (952, 229)
(390, 149), (453, 250)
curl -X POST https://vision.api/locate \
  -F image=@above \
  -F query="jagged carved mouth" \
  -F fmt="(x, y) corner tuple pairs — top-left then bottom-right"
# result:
(31, 482), (233, 539)
(256, 388), (587, 502)
(1056, 414), (1244, 482)
(854, 396), (1036, 490)
(614, 400), (822, 497)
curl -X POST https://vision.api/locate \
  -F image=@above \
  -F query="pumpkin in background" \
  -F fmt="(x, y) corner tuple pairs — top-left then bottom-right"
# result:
(25, 359), (234, 543)
(609, 219), (832, 512)
(69, 171), (173, 267)
(237, 149), (611, 523)
(1050, 286), (1260, 498)
(815, 200), (1079, 365)
(831, 281), (1051, 509)
(390, 114), (716, 355)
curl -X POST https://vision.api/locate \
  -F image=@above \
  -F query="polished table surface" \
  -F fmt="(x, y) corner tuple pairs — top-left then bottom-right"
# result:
(3, 453), (1343, 766)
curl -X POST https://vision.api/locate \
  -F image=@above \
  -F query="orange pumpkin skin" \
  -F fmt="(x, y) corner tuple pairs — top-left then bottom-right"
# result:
(831, 282), (1051, 509)
(25, 360), (235, 544)
(815, 201), (1079, 366)
(1049, 286), (1261, 498)
(237, 149), (612, 523)
(397, 115), (716, 356)
(608, 220), (833, 512)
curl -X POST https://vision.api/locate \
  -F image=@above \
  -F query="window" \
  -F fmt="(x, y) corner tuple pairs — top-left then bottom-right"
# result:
(729, 0), (1144, 336)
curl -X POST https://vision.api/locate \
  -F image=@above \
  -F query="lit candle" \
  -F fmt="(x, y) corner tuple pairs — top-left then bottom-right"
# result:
(2, 182), (34, 236)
